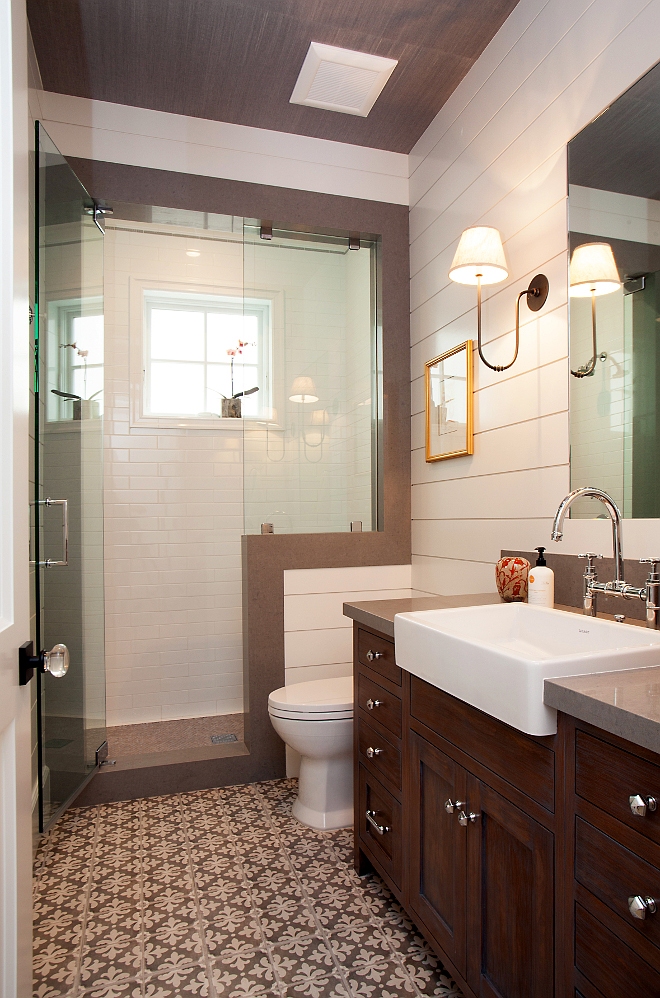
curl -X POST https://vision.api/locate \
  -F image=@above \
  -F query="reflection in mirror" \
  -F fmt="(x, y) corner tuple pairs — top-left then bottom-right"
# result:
(568, 59), (660, 518)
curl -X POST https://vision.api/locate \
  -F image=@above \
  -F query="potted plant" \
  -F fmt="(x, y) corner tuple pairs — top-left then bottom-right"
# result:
(221, 339), (258, 417)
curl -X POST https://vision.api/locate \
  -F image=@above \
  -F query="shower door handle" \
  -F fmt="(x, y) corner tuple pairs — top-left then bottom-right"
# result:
(30, 498), (68, 567)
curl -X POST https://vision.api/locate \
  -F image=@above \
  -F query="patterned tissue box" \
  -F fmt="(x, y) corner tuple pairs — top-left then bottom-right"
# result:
(496, 556), (531, 602)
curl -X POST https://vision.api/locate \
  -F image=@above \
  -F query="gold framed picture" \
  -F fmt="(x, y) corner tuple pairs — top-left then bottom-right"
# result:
(425, 340), (473, 462)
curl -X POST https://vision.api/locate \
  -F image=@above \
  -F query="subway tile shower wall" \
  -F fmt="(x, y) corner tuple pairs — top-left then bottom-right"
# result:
(103, 225), (245, 727)
(103, 224), (382, 728)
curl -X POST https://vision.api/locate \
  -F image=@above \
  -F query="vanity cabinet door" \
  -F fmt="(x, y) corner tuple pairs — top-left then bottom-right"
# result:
(466, 777), (554, 998)
(409, 732), (467, 977)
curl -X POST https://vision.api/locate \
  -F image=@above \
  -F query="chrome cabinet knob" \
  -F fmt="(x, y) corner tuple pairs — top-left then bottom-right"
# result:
(628, 895), (657, 920)
(42, 643), (69, 678)
(444, 799), (465, 814)
(365, 698), (383, 711)
(366, 649), (384, 662)
(457, 810), (480, 826)
(365, 746), (383, 758)
(630, 794), (658, 817)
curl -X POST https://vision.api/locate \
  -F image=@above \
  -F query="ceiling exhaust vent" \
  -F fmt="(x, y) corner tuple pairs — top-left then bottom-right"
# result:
(290, 42), (398, 117)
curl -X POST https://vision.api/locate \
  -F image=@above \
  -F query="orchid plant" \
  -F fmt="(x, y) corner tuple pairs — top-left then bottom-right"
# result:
(225, 339), (258, 400)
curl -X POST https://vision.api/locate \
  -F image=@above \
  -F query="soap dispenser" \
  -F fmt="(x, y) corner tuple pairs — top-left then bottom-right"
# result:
(528, 547), (554, 608)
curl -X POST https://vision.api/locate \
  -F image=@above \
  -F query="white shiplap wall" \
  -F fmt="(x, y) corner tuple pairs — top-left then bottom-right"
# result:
(283, 564), (419, 687)
(409, 0), (660, 596)
(282, 564), (430, 775)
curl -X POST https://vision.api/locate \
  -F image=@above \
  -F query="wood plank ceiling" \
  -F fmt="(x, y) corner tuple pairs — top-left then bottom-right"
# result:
(27, 0), (521, 154)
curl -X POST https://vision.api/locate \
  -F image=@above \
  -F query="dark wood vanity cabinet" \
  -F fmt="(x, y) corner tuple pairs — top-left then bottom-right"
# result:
(352, 619), (660, 997)
(353, 623), (557, 998)
(565, 717), (660, 998)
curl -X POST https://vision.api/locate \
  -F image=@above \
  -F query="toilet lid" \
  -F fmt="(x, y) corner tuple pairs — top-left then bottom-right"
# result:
(268, 676), (353, 714)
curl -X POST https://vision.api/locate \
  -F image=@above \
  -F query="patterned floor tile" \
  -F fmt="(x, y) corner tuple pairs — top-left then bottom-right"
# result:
(34, 780), (464, 998)
(77, 963), (141, 997)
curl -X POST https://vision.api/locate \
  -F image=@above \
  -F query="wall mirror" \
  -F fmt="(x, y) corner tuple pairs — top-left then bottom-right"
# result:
(568, 59), (660, 518)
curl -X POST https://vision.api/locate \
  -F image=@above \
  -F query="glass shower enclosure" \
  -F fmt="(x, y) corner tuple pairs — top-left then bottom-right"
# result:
(34, 123), (106, 831)
(242, 223), (382, 534)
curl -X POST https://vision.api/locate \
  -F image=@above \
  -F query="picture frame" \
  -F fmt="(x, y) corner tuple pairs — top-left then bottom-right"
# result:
(425, 340), (473, 462)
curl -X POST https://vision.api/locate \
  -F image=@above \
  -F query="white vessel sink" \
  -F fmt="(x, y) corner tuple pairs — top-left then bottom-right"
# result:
(394, 603), (660, 735)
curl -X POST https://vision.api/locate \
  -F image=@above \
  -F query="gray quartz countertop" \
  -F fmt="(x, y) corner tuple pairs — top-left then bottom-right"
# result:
(342, 592), (501, 638)
(544, 669), (660, 755)
(344, 593), (660, 755)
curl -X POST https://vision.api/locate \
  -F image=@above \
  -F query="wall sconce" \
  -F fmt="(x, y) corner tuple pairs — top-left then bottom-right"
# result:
(569, 242), (621, 378)
(448, 226), (549, 372)
(289, 376), (319, 403)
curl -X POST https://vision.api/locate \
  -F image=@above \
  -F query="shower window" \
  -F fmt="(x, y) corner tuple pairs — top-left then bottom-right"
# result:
(143, 290), (271, 419)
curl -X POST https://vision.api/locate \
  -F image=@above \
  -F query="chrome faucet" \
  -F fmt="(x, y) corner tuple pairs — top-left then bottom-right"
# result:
(551, 487), (660, 628)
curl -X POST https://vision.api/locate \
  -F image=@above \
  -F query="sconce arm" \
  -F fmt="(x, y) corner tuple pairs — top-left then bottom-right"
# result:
(571, 291), (598, 378)
(477, 276), (548, 373)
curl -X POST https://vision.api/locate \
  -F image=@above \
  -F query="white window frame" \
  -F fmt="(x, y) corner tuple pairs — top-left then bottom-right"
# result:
(129, 278), (283, 429)
(46, 296), (104, 423)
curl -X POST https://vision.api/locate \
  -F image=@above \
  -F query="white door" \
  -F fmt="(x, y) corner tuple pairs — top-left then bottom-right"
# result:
(0, 0), (35, 994)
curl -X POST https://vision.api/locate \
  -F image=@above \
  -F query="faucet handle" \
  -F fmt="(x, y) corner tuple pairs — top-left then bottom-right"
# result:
(579, 552), (603, 567)
(640, 559), (660, 575)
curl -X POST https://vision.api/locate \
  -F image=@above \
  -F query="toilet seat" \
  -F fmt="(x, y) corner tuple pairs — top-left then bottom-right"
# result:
(268, 676), (353, 721)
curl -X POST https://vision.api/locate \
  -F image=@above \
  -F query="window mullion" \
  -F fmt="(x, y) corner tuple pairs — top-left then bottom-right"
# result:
(204, 309), (208, 412)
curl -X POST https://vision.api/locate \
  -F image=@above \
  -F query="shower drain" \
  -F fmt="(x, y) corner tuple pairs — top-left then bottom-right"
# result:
(210, 733), (238, 744)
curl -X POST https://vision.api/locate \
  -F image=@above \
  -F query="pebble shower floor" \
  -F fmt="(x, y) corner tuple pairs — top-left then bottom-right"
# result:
(33, 779), (463, 998)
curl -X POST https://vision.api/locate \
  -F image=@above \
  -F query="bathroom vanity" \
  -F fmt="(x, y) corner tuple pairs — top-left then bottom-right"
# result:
(344, 596), (660, 998)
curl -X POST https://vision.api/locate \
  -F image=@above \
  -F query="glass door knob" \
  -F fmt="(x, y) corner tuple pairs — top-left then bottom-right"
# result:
(43, 643), (69, 677)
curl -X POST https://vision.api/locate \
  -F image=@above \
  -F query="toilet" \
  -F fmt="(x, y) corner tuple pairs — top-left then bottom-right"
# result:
(268, 675), (354, 830)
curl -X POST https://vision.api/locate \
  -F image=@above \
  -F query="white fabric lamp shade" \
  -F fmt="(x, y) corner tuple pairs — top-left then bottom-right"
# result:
(289, 376), (319, 403)
(448, 226), (509, 285)
(569, 242), (621, 297)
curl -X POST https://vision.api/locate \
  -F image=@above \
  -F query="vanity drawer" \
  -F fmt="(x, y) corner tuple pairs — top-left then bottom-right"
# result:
(575, 903), (660, 998)
(357, 629), (401, 686)
(357, 672), (402, 738)
(575, 817), (660, 951)
(358, 765), (402, 889)
(576, 731), (660, 846)
(357, 716), (401, 792)
(410, 676), (555, 811)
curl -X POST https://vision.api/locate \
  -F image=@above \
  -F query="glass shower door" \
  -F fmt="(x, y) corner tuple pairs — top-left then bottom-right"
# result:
(34, 123), (106, 831)
(241, 223), (382, 534)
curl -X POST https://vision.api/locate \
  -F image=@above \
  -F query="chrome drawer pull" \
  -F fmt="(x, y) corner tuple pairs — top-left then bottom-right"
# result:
(366, 810), (390, 835)
(366, 698), (383, 711)
(444, 799), (465, 814)
(458, 810), (480, 827)
(628, 895), (657, 920)
(366, 746), (383, 758)
(630, 794), (658, 817)
(366, 649), (384, 662)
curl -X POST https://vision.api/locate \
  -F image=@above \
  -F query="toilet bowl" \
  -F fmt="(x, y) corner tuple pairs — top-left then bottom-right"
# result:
(268, 676), (353, 830)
